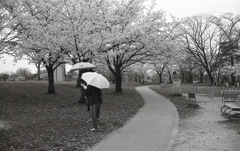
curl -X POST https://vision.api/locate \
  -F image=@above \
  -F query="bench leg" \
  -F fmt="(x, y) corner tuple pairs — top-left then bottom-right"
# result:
(220, 105), (227, 115)
(227, 109), (233, 120)
(229, 111), (240, 119)
(223, 107), (231, 116)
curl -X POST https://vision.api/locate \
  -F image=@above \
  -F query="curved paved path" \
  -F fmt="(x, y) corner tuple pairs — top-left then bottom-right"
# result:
(88, 86), (178, 151)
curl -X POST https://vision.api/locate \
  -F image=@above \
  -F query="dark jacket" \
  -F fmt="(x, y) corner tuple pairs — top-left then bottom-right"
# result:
(85, 85), (102, 106)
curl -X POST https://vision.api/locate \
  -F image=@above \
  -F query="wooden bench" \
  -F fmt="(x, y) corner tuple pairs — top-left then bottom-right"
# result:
(221, 94), (240, 120)
(221, 90), (240, 103)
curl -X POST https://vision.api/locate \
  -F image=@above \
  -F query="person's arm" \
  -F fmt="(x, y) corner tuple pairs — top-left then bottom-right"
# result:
(85, 85), (91, 97)
(80, 81), (87, 89)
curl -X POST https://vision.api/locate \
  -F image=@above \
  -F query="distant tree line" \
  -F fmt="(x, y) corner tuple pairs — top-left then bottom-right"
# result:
(0, 67), (48, 81)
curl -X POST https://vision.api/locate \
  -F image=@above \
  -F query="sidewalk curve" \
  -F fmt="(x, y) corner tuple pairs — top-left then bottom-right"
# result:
(87, 85), (179, 151)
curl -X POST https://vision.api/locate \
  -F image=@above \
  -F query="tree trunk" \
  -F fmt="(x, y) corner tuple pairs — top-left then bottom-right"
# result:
(77, 71), (86, 104)
(231, 74), (236, 85)
(107, 62), (122, 93)
(159, 73), (163, 83)
(230, 55), (236, 85)
(206, 70), (214, 84)
(159, 75), (162, 83)
(189, 74), (193, 83)
(221, 75), (225, 84)
(181, 72), (185, 83)
(168, 71), (172, 83)
(115, 70), (122, 93)
(46, 65), (55, 94)
(135, 74), (138, 82)
(138, 75), (141, 83)
(141, 75), (144, 84)
(37, 64), (41, 80)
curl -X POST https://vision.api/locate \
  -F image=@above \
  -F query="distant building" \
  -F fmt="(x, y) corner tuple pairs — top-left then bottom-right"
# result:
(54, 64), (66, 81)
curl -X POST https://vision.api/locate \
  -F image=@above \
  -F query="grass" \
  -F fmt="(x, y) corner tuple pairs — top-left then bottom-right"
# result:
(0, 81), (233, 150)
(0, 81), (145, 151)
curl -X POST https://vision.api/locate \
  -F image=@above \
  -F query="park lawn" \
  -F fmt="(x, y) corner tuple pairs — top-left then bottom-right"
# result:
(0, 81), (145, 151)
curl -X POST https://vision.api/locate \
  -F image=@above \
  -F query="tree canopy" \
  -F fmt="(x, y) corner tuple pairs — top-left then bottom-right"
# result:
(0, 0), (240, 92)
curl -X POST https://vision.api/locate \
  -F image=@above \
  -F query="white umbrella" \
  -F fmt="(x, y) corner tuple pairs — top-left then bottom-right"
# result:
(70, 62), (96, 71)
(81, 72), (109, 89)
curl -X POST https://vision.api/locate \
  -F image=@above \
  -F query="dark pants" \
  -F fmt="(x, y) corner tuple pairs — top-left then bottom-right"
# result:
(90, 103), (101, 128)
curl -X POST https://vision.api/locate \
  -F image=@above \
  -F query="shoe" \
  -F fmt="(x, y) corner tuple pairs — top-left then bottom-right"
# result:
(86, 119), (91, 123)
(90, 127), (98, 131)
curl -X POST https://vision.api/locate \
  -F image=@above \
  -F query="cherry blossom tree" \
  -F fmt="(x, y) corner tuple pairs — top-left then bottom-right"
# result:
(55, 0), (106, 102)
(13, 0), (72, 93)
(96, 0), (168, 93)
(149, 39), (180, 83)
(130, 62), (154, 84)
(11, 0), (105, 94)
(0, 0), (19, 56)
(9, 0), (171, 94)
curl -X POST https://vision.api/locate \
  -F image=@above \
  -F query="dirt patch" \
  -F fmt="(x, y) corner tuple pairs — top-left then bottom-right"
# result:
(185, 104), (200, 109)
(172, 94), (240, 151)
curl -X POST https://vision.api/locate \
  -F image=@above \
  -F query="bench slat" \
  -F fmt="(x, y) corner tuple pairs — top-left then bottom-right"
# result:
(224, 103), (240, 110)
(221, 90), (240, 103)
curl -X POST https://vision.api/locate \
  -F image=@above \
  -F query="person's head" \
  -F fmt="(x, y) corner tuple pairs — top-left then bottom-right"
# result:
(81, 80), (87, 86)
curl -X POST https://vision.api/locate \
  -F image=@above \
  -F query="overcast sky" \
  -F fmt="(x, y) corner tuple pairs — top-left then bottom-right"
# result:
(156, 0), (240, 18)
(1, 0), (240, 73)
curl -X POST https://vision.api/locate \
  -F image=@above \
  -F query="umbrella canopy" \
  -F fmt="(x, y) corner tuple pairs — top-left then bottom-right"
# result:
(81, 72), (109, 89)
(70, 62), (96, 71)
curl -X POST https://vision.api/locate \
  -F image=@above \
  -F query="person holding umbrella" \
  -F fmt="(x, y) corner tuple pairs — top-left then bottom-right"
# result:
(85, 85), (102, 130)
(70, 62), (96, 104)
(82, 72), (109, 131)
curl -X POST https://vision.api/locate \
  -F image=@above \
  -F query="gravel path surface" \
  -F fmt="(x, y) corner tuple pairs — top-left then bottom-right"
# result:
(172, 94), (240, 151)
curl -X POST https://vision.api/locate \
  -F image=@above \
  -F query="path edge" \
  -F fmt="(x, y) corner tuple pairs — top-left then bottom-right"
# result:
(148, 85), (179, 151)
